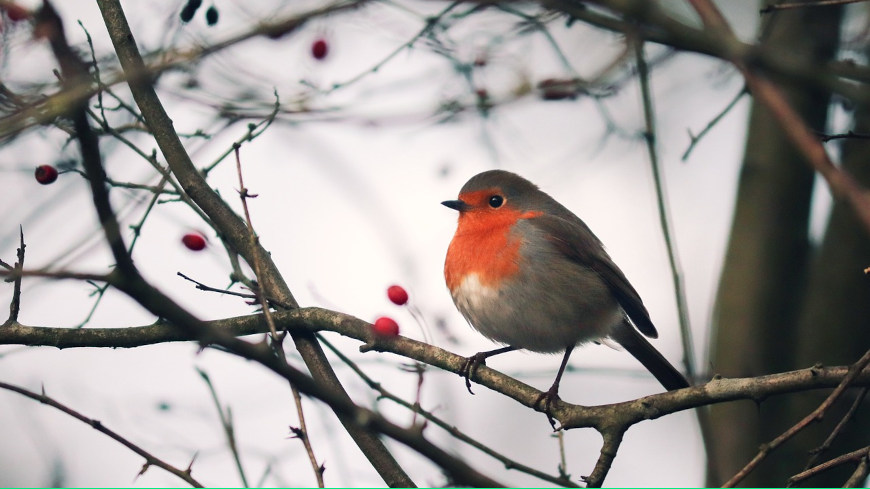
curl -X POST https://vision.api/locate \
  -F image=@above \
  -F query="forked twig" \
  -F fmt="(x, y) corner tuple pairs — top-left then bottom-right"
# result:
(0, 381), (203, 487)
(681, 86), (748, 161)
(788, 445), (870, 486)
(803, 387), (868, 471)
(3, 227), (25, 326)
(723, 349), (870, 487)
(317, 334), (579, 487)
(197, 368), (249, 487)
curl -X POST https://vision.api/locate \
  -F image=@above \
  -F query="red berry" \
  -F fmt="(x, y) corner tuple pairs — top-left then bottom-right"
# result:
(34, 165), (58, 185)
(373, 317), (399, 337)
(182, 232), (207, 251)
(311, 38), (328, 60)
(4, 3), (30, 22)
(387, 285), (408, 306)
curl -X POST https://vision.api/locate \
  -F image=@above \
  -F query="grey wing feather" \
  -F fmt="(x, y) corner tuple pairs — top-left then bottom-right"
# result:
(527, 213), (659, 339)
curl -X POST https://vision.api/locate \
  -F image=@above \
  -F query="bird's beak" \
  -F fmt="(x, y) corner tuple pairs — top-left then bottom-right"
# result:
(441, 199), (469, 212)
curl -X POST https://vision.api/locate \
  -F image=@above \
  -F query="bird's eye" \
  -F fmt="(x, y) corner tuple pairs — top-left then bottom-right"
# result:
(488, 195), (504, 208)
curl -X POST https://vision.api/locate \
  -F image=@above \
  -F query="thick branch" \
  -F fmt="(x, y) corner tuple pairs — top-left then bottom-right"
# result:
(2, 308), (867, 425)
(584, 428), (626, 488)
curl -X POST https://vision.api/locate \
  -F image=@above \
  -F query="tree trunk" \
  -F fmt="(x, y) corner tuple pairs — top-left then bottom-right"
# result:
(707, 2), (843, 486)
(781, 85), (870, 488)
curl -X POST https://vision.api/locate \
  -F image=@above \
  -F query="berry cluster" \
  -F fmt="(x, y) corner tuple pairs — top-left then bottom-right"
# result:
(371, 284), (410, 337)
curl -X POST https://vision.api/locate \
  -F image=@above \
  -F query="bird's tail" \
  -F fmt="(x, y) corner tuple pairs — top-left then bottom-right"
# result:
(610, 322), (690, 391)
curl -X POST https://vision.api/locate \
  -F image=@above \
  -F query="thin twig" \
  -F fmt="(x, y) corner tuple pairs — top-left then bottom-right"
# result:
(73, 282), (110, 329)
(289, 386), (325, 488)
(843, 453), (870, 488)
(681, 86), (748, 161)
(126, 174), (171, 252)
(322, 1), (462, 95)
(1, 1), (370, 141)
(555, 430), (570, 480)
(633, 39), (697, 380)
(803, 387), (868, 470)
(177, 272), (259, 301)
(0, 381), (203, 487)
(197, 368), (249, 487)
(232, 145), (323, 486)
(232, 146), (278, 340)
(787, 445), (870, 486)
(83, 107), (211, 227)
(201, 91), (280, 177)
(496, 5), (576, 75)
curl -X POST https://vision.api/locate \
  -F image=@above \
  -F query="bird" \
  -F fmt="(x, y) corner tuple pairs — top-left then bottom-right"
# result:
(442, 169), (689, 424)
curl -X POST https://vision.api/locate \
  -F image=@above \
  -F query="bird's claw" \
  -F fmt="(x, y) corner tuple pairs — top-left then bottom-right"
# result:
(458, 352), (489, 395)
(534, 385), (562, 431)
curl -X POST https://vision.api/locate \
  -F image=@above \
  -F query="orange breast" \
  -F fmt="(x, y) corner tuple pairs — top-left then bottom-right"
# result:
(444, 208), (541, 290)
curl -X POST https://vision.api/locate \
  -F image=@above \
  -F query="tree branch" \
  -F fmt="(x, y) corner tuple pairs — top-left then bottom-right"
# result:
(684, 0), (870, 236)
(3, 227), (25, 326)
(0, 380), (204, 487)
(2, 307), (867, 424)
(788, 445), (870, 486)
(544, 0), (870, 107)
(722, 348), (870, 487)
(94, 1), (415, 484)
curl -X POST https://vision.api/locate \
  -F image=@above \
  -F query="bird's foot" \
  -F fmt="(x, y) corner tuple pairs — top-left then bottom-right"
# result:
(458, 352), (491, 395)
(534, 384), (562, 431)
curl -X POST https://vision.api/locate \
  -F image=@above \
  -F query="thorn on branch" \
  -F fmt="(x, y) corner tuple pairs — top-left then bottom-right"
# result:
(288, 425), (304, 439)
(4, 226), (25, 325)
(186, 452), (198, 473)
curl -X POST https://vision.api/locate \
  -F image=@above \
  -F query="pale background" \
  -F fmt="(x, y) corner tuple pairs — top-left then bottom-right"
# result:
(0, 1), (814, 487)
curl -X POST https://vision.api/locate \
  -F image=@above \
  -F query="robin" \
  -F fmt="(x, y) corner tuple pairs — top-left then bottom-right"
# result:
(442, 170), (689, 423)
